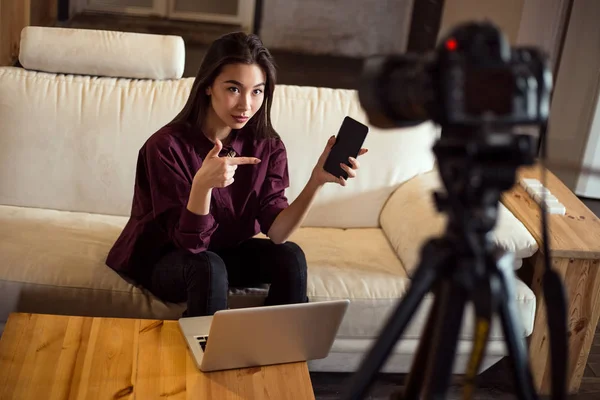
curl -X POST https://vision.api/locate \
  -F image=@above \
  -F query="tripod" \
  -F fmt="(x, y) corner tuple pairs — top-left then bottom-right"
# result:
(341, 127), (567, 400)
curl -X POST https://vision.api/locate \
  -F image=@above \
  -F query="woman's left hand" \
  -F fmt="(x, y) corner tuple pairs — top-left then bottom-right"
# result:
(311, 135), (368, 187)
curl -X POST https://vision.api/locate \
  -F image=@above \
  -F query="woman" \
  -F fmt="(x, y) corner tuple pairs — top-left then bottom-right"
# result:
(106, 32), (367, 317)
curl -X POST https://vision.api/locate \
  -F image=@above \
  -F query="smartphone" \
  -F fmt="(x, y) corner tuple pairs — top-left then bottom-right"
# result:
(324, 116), (369, 179)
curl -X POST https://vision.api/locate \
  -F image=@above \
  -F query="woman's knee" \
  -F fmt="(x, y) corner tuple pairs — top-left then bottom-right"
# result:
(178, 251), (229, 316)
(182, 251), (228, 287)
(275, 241), (307, 278)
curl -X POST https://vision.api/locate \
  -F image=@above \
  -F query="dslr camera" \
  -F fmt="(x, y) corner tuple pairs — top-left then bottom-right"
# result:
(359, 21), (553, 131)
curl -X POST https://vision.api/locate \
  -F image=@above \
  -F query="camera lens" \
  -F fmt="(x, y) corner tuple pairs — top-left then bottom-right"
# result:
(359, 55), (433, 129)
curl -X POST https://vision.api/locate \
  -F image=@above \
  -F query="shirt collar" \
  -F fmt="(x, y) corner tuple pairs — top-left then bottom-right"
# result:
(192, 128), (245, 159)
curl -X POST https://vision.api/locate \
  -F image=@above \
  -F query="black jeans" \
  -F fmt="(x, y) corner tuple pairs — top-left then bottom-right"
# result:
(140, 238), (308, 317)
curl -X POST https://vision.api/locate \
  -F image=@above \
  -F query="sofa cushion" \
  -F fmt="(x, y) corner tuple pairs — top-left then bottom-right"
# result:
(268, 86), (440, 228)
(281, 230), (535, 341)
(19, 27), (185, 80)
(0, 67), (438, 229)
(0, 205), (535, 341)
(0, 205), (182, 321)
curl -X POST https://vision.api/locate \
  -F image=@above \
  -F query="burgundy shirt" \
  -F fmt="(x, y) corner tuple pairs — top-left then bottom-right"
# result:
(106, 124), (290, 276)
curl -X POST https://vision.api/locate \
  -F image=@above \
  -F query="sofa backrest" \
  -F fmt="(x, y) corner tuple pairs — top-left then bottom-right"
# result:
(0, 27), (439, 228)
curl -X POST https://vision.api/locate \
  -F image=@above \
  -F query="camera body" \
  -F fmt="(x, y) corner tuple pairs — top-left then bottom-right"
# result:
(359, 22), (553, 130)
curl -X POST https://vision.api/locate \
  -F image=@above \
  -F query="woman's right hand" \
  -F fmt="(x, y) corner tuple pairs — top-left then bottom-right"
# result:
(193, 139), (261, 190)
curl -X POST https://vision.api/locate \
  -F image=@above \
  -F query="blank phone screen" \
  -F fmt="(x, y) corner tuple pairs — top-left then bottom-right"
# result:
(323, 117), (369, 179)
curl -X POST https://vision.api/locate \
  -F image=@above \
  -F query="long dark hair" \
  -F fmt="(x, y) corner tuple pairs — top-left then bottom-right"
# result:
(168, 32), (279, 140)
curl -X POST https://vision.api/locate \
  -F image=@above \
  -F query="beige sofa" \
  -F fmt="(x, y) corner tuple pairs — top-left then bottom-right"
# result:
(0, 27), (539, 374)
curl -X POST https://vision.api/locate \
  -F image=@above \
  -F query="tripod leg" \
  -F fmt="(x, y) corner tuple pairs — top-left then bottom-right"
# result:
(340, 239), (453, 400)
(421, 277), (469, 400)
(493, 256), (538, 400)
(400, 283), (444, 399)
(463, 278), (493, 400)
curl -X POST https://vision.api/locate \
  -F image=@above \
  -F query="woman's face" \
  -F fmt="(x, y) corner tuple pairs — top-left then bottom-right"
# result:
(206, 63), (266, 129)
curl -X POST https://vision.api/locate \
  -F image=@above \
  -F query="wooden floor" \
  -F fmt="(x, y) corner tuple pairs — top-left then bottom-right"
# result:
(310, 334), (600, 399)
(311, 324), (600, 399)
(59, 12), (600, 399)
(310, 373), (598, 399)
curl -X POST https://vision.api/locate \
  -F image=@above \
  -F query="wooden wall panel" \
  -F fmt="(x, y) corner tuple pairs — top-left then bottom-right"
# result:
(0, 0), (57, 66)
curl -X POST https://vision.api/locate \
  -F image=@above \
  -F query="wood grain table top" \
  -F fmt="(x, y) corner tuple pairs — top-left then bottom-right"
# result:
(502, 164), (600, 259)
(0, 313), (315, 400)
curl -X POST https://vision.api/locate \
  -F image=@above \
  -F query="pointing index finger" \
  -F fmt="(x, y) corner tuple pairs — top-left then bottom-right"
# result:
(227, 157), (261, 165)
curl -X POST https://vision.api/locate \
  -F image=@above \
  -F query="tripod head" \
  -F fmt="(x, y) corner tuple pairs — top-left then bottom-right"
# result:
(433, 130), (535, 257)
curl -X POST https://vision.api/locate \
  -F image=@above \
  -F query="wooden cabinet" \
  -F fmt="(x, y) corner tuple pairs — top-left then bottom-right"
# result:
(0, 0), (57, 66)
(502, 165), (600, 394)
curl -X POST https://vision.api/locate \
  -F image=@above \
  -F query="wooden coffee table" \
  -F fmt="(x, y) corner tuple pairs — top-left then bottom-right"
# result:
(0, 313), (315, 399)
(502, 165), (600, 395)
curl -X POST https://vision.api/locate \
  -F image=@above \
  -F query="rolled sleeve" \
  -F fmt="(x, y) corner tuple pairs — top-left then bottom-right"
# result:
(258, 200), (288, 236)
(179, 207), (216, 233)
(173, 207), (217, 253)
(257, 139), (290, 235)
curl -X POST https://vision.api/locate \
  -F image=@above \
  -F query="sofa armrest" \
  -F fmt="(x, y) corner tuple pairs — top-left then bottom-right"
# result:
(380, 169), (539, 276)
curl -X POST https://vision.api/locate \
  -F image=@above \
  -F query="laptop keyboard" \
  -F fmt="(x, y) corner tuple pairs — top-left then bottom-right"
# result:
(195, 335), (208, 352)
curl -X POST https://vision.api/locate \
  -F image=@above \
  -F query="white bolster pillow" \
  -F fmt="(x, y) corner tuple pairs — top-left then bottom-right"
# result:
(18, 26), (185, 80)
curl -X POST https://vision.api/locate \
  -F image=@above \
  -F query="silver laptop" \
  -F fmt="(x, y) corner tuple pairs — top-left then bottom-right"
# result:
(178, 299), (349, 372)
